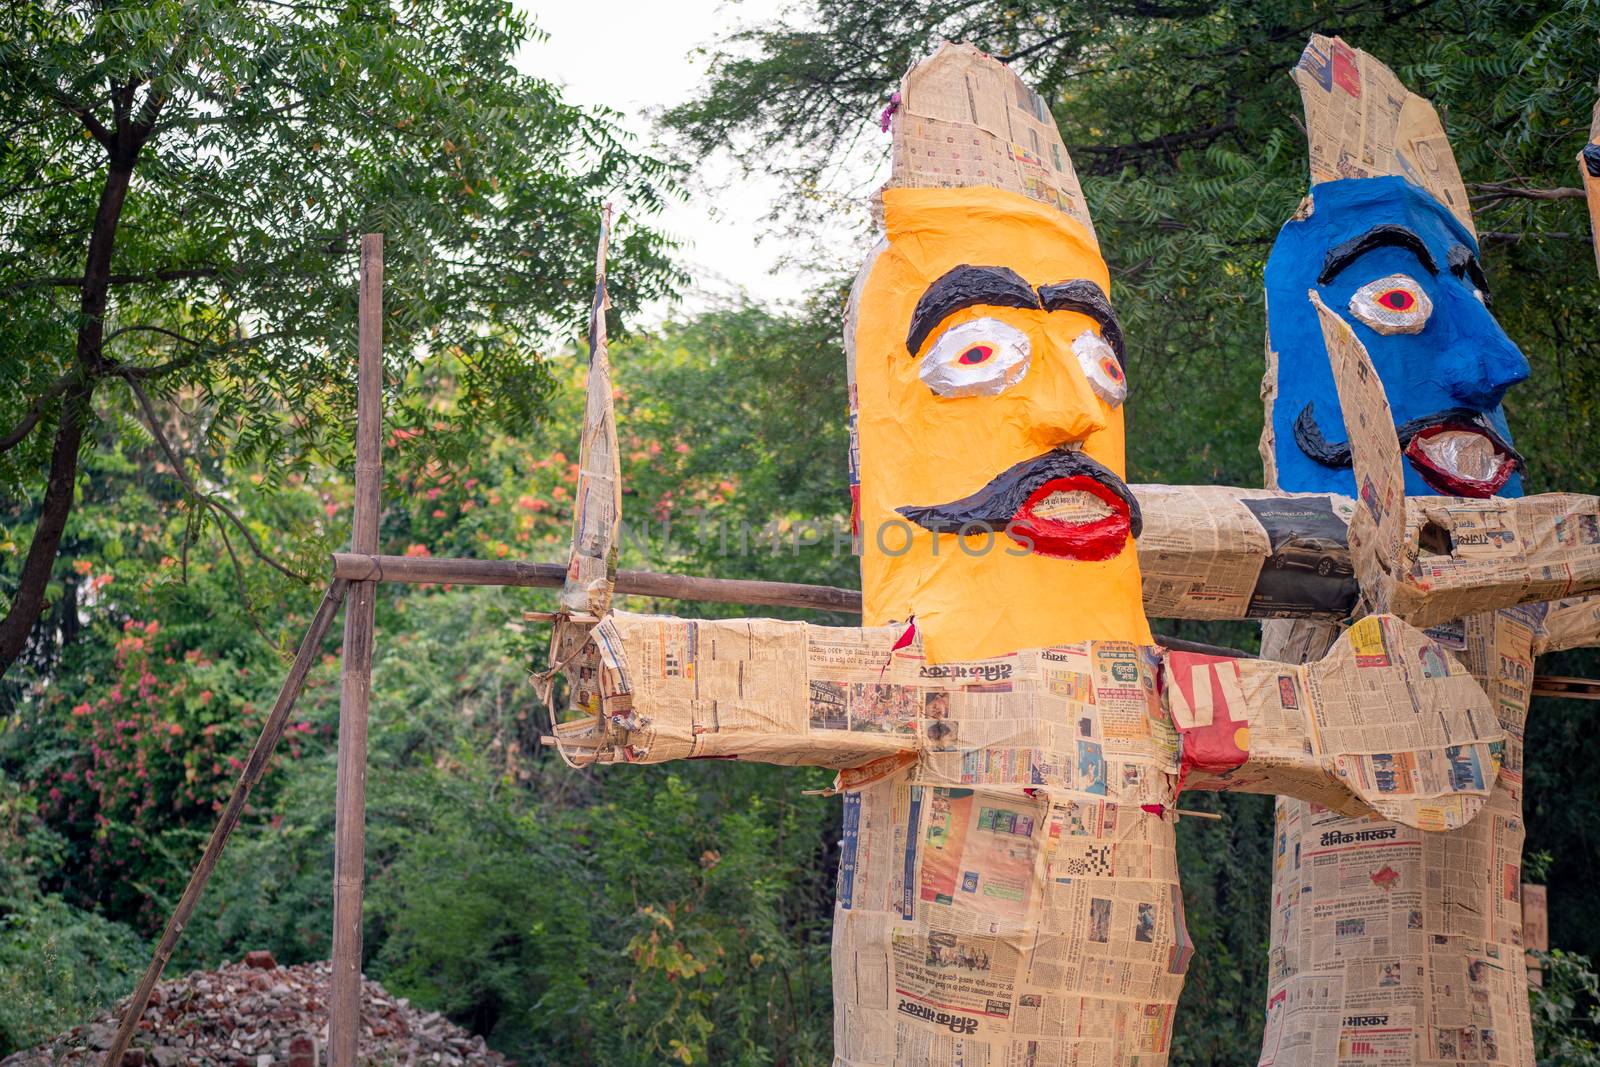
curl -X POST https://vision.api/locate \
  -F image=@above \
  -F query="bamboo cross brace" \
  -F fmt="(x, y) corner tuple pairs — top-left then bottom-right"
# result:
(330, 552), (1600, 689)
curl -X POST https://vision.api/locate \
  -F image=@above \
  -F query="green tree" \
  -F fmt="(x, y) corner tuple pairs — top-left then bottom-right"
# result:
(0, 0), (680, 676)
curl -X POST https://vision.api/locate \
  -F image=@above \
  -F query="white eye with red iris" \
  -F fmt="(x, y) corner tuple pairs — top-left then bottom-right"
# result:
(1073, 330), (1126, 408)
(919, 318), (1032, 398)
(1348, 274), (1432, 335)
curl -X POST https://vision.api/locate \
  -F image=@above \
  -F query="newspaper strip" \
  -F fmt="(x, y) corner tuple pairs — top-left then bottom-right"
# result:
(556, 204), (620, 618)
(537, 207), (621, 740)
(1292, 35), (1474, 235)
(1260, 607), (1540, 1067)
(1315, 289), (1406, 616)
(889, 42), (1098, 248)
(1522, 883), (1548, 990)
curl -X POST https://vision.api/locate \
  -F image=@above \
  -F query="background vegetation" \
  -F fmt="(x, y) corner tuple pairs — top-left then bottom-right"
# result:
(4, 0), (1600, 1063)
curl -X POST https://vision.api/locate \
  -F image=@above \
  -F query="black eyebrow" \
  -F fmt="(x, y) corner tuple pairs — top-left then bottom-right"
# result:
(906, 265), (1039, 355)
(1318, 224), (1439, 285)
(1447, 243), (1491, 295)
(1037, 279), (1124, 366)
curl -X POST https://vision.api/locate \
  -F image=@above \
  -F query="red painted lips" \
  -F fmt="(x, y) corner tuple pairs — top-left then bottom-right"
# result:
(896, 448), (1141, 562)
(1404, 422), (1519, 498)
(1008, 475), (1133, 560)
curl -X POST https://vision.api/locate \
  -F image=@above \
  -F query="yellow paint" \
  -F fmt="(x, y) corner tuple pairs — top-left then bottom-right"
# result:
(852, 187), (1150, 661)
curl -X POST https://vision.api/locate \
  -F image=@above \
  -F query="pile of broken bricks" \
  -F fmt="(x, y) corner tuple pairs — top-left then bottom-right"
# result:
(1, 953), (510, 1067)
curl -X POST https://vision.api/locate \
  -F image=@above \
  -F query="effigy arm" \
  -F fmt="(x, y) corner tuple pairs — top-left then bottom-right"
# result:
(546, 612), (922, 771)
(1536, 595), (1600, 654)
(1132, 481), (1600, 629)
(546, 612), (1504, 835)
(1166, 613), (1503, 831)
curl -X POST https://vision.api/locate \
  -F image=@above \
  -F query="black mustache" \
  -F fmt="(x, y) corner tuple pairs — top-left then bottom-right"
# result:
(897, 448), (1142, 538)
(1293, 402), (1525, 472)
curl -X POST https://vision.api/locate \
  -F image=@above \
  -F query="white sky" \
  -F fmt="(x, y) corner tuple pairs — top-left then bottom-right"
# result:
(516, 0), (882, 320)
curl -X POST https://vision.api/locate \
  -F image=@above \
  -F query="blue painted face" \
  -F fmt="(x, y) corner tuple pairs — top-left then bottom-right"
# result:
(1266, 176), (1529, 498)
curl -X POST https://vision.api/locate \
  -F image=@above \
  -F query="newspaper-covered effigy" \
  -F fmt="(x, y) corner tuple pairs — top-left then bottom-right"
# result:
(1253, 37), (1585, 1067)
(537, 42), (1522, 1067)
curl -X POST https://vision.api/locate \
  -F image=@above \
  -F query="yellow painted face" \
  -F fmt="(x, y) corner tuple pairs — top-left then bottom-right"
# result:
(850, 187), (1150, 661)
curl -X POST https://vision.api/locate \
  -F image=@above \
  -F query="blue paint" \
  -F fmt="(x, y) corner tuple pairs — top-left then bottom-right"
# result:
(837, 791), (861, 909)
(901, 785), (923, 919)
(1266, 176), (1527, 497)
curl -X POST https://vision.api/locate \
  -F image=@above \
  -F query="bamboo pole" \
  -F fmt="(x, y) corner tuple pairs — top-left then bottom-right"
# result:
(329, 234), (383, 1067)
(1530, 675), (1600, 700)
(330, 553), (1259, 658)
(330, 552), (863, 614)
(100, 581), (350, 1067)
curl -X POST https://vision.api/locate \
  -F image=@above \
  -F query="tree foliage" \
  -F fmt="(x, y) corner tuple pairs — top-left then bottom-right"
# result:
(0, 0), (680, 675)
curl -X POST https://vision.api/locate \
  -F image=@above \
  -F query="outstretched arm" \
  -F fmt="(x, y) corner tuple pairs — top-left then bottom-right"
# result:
(1168, 613), (1503, 832)
(545, 609), (1504, 836)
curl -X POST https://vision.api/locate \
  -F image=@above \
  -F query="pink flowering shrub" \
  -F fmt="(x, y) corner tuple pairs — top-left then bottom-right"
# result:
(33, 619), (332, 925)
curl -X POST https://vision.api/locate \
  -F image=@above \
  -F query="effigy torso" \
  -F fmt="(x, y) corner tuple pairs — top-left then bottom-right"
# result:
(832, 642), (1186, 1066)
(1259, 609), (1536, 1066)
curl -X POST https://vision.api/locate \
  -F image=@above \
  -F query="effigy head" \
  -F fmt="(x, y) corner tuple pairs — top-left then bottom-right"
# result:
(847, 43), (1149, 661)
(1264, 36), (1529, 499)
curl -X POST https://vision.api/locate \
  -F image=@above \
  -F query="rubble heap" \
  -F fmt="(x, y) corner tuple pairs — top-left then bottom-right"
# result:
(2, 953), (509, 1067)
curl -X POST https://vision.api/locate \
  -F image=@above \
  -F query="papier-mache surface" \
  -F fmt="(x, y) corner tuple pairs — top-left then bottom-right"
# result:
(547, 610), (1503, 833)
(1293, 34), (1474, 235)
(1130, 484), (1600, 628)
(1537, 594), (1600, 654)
(850, 186), (1148, 660)
(1133, 484), (1358, 620)
(889, 41), (1097, 248)
(1170, 614), (1502, 832)
(544, 608), (1504, 1064)
(1257, 607), (1542, 1067)
(556, 213), (621, 619)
